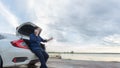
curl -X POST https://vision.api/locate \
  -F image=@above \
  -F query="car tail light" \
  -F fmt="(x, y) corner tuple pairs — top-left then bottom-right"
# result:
(11, 39), (28, 49)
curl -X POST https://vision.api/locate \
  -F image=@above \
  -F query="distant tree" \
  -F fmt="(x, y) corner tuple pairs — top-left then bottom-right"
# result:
(70, 51), (74, 54)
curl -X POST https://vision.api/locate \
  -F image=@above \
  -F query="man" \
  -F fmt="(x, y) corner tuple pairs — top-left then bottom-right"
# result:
(29, 27), (53, 68)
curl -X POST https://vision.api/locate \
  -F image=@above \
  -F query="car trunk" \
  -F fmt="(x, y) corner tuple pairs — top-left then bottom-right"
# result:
(11, 22), (39, 49)
(16, 22), (38, 37)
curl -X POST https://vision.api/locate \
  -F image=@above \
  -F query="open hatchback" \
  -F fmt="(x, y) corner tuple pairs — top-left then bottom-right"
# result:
(11, 22), (39, 49)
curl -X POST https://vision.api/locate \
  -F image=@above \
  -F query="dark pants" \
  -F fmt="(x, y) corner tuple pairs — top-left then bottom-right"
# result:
(32, 48), (49, 68)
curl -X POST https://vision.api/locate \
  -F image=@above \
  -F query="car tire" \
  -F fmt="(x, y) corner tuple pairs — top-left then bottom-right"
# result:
(0, 55), (3, 68)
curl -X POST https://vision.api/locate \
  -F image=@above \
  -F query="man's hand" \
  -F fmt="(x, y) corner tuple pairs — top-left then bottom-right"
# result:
(47, 37), (53, 42)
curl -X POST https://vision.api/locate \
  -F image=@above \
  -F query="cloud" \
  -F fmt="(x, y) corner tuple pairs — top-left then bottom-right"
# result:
(0, 1), (19, 28)
(103, 34), (120, 46)
(1, 0), (120, 46)
(34, 0), (120, 45)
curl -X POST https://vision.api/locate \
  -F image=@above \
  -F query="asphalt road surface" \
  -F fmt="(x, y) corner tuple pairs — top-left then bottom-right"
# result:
(4, 58), (120, 68)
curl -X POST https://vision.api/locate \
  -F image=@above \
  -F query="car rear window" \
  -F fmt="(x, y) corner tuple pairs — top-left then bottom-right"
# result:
(0, 34), (5, 40)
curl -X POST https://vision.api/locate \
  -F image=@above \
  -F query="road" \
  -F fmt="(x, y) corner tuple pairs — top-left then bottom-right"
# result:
(4, 58), (120, 68)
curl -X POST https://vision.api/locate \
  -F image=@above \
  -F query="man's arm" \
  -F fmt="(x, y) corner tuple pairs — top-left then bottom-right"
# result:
(46, 37), (53, 42)
(41, 37), (53, 42)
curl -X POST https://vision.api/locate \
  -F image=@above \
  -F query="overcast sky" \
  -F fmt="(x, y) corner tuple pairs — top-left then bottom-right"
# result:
(1, 0), (120, 50)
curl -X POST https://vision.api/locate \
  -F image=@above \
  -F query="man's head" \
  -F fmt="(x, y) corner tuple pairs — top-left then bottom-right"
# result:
(34, 27), (42, 36)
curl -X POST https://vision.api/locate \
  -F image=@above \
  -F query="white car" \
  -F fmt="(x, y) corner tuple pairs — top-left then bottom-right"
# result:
(0, 22), (40, 67)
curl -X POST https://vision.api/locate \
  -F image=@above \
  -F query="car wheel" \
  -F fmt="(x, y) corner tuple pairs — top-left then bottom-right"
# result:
(0, 55), (3, 68)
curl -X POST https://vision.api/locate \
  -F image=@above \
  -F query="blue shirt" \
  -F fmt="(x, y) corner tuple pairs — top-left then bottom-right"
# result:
(29, 33), (47, 50)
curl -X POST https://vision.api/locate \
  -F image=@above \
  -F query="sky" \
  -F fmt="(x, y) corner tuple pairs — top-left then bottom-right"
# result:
(1, 0), (120, 52)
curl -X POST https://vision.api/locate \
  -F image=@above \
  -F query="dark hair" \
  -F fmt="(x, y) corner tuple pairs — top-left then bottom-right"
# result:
(34, 27), (39, 30)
